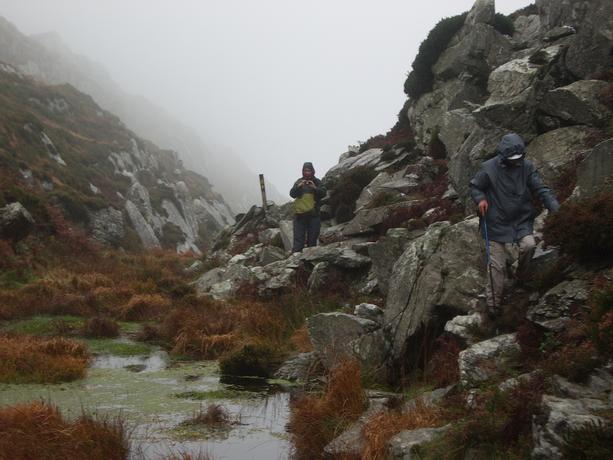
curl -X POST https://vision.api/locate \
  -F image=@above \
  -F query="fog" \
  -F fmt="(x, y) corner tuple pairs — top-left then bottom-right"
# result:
(0, 0), (530, 193)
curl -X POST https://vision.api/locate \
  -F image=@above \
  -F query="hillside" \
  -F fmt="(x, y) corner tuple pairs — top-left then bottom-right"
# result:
(0, 63), (233, 253)
(0, 17), (284, 212)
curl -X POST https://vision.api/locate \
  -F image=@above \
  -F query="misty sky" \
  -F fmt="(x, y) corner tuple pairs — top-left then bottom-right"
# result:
(0, 0), (530, 193)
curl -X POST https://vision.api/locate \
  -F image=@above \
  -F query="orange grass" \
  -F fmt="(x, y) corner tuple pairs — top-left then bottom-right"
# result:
(289, 360), (367, 459)
(290, 324), (313, 352)
(361, 401), (443, 460)
(0, 336), (90, 383)
(120, 293), (172, 321)
(0, 401), (128, 460)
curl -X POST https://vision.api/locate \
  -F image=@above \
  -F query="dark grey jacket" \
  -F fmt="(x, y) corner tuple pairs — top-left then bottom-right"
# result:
(470, 134), (560, 243)
(290, 177), (327, 215)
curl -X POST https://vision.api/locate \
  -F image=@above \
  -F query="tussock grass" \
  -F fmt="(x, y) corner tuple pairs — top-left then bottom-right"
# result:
(361, 400), (443, 460)
(289, 360), (367, 459)
(0, 401), (128, 460)
(0, 335), (89, 383)
(182, 404), (230, 427)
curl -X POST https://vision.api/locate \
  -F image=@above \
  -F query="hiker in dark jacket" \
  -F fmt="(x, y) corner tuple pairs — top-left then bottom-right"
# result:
(469, 133), (560, 314)
(290, 162), (326, 252)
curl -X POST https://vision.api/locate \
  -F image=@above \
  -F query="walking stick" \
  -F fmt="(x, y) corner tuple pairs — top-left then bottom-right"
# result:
(482, 217), (496, 311)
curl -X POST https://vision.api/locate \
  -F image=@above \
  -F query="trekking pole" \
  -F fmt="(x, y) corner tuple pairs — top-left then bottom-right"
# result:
(482, 216), (496, 311)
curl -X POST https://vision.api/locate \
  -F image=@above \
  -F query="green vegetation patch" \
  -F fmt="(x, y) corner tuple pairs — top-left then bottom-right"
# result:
(85, 338), (153, 356)
(2, 315), (82, 336)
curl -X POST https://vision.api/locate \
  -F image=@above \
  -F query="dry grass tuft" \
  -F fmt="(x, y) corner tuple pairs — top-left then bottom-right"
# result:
(120, 294), (171, 321)
(289, 360), (366, 459)
(81, 316), (120, 338)
(0, 401), (128, 460)
(0, 335), (90, 383)
(361, 400), (443, 460)
(183, 404), (230, 427)
(290, 324), (313, 352)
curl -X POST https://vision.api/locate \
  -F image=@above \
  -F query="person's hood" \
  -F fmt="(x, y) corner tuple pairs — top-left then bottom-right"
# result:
(302, 162), (315, 175)
(496, 133), (525, 160)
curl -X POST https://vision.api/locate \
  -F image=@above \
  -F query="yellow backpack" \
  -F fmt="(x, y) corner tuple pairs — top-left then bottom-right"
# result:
(293, 192), (316, 215)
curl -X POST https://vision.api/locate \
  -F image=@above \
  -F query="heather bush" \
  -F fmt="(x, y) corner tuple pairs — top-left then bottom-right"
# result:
(219, 343), (282, 378)
(0, 336), (90, 383)
(543, 192), (613, 264)
(289, 360), (366, 459)
(404, 13), (468, 99)
(561, 420), (613, 459)
(588, 282), (613, 359)
(0, 402), (128, 460)
(81, 316), (120, 338)
(493, 13), (515, 36)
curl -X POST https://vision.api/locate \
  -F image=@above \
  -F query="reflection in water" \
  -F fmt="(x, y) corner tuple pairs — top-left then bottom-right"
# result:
(0, 345), (293, 460)
(92, 350), (169, 372)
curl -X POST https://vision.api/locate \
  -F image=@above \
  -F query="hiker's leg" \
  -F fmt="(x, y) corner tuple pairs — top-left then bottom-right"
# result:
(306, 216), (321, 247)
(486, 240), (506, 309)
(292, 217), (307, 252)
(516, 234), (536, 280)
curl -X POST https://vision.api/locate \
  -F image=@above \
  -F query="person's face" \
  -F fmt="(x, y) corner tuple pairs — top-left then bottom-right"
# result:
(505, 156), (524, 167)
(302, 168), (314, 179)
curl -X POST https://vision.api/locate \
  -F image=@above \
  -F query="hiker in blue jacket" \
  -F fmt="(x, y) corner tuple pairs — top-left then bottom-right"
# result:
(469, 133), (560, 315)
(290, 162), (326, 252)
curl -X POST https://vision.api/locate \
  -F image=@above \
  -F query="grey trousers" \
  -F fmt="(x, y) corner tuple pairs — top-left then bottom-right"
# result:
(485, 234), (536, 308)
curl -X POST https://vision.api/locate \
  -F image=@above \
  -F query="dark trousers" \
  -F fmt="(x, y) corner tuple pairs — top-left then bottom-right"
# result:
(292, 214), (321, 252)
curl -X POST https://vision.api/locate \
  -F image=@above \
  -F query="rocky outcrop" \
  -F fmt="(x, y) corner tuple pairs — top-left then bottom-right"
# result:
(527, 278), (590, 331)
(89, 207), (125, 247)
(458, 333), (520, 387)
(388, 425), (450, 459)
(540, 80), (610, 127)
(574, 139), (613, 197)
(384, 218), (484, 364)
(532, 367), (613, 459)
(0, 202), (35, 243)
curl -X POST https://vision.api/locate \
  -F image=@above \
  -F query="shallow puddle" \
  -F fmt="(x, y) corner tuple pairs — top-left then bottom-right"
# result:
(0, 346), (291, 459)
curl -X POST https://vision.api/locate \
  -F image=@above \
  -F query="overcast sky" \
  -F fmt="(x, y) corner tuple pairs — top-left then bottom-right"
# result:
(0, 0), (529, 192)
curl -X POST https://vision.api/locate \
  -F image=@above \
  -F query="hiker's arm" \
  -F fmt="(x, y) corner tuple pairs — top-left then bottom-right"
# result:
(528, 166), (560, 212)
(469, 169), (490, 205)
(290, 180), (303, 198)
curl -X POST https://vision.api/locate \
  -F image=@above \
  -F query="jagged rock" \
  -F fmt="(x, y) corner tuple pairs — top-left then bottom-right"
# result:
(194, 267), (225, 292)
(324, 399), (387, 457)
(564, 0), (613, 79)
(444, 312), (482, 343)
(323, 148), (383, 184)
(540, 80), (610, 127)
(532, 366), (613, 459)
(536, 0), (592, 30)
(274, 352), (318, 381)
(306, 262), (330, 293)
(300, 243), (371, 269)
(258, 245), (286, 266)
(526, 279), (589, 331)
(513, 14), (541, 44)
(473, 55), (540, 137)
(409, 79), (485, 149)
(354, 303), (384, 323)
(278, 220), (294, 252)
(533, 389), (613, 459)
(352, 329), (389, 375)
(384, 218), (485, 364)
(90, 207), (124, 246)
(342, 202), (414, 237)
(197, 264), (252, 300)
(464, 0), (495, 28)
(458, 333), (520, 387)
(543, 25), (576, 42)
(433, 23), (513, 82)
(184, 260), (203, 274)
(307, 312), (380, 369)
(368, 228), (413, 295)
(498, 371), (540, 392)
(388, 425), (450, 459)
(439, 109), (478, 158)
(257, 227), (281, 246)
(355, 170), (415, 211)
(526, 126), (594, 186)
(575, 139), (613, 197)
(124, 200), (161, 249)
(0, 202), (35, 243)
(404, 385), (455, 411)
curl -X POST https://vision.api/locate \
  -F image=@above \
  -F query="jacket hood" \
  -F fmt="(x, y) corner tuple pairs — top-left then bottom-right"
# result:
(496, 133), (526, 159)
(302, 162), (315, 174)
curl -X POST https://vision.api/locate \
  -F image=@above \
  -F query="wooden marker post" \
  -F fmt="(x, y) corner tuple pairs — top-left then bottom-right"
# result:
(259, 174), (267, 215)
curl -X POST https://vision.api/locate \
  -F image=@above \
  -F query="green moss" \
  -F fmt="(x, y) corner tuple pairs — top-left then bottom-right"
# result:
(85, 338), (153, 356)
(2, 315), (82, 336)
